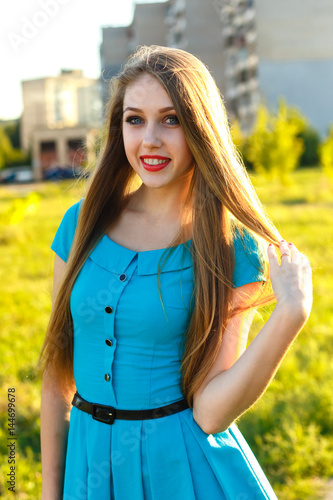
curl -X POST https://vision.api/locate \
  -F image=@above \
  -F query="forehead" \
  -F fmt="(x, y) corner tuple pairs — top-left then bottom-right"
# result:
(123, 73), (173, 108)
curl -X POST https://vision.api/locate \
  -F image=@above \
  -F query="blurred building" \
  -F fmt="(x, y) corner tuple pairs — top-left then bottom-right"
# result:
(255, 0), (333, 136)
(100, 26), (134, 106)
(21, 69), (102, 180)
(100, 0), (333, 136)
(166, 0), (226, 93)
(100, 2), (171, 106)
(100, 0), (225, 118)
(218, 0), (259, 131)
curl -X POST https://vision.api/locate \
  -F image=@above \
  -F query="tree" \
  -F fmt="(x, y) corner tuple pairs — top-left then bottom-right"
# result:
(4, 120), (21, 149)
(246, 99), (307, 184)
(299, 126), (320, 167)
(0, 125), (29, 170)
(0, 127), (16, 169)
(319, 126), (333, 179)
(244, 105), (272, 176)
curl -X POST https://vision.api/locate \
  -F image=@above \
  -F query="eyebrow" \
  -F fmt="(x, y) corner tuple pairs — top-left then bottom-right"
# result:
(123, 106), (175, 114)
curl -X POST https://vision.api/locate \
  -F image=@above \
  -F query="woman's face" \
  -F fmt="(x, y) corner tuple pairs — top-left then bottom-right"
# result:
(122, 73), (194, 190)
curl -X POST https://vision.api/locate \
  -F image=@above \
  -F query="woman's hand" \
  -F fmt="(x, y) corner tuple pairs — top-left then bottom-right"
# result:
(267, 240), (313, 325)
(193, 240), (313, 434)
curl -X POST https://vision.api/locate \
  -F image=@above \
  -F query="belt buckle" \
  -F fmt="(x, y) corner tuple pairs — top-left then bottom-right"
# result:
(92, 403), (115, 425)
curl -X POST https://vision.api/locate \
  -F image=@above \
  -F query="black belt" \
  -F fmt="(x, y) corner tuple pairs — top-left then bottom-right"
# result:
(72, 392), (189, 425)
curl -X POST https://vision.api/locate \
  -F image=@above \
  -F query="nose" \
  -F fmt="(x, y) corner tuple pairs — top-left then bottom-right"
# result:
(142, 123), (162, 149)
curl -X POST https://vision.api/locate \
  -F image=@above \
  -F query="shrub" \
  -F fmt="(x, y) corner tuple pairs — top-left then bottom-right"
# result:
(246, 100), (307, 183)
(319, 126), (333, 178)
(299, 126), (320, 167)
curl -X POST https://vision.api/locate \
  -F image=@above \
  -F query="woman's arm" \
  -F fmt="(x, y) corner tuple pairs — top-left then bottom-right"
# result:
(40, 374), (71, 500)
(192, 241), (313, 435)
(40, 255), (72, 500)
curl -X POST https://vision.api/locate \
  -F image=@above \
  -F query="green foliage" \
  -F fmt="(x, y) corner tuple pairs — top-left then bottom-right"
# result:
(299, 126), (320, 167)
(0, 126), (29, 169)
(0, 127), (16, 170)
(319, 125), (333, 178)
(0, 170), (332, 499)
(245, 100), (307, 184)
(230, 119), (254, 170)
(237, 167), (333, 498)
(230, 119), (245, 150)
(3, 120), (21, 149)
(5, 150), (31, 168)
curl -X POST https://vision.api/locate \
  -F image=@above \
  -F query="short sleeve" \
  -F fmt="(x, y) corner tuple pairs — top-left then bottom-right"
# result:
(232, 227), (266, 288)
(50, 199), (83, 262)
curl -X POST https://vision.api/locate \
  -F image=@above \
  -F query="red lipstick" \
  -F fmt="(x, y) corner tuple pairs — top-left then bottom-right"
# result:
(140, 155), (171, 172)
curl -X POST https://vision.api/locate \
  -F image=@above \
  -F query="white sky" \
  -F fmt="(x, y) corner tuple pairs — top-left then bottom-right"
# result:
(0, 0), (166, 121)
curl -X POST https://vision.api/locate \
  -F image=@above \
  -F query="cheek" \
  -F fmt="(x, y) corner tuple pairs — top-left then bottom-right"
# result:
(174, 130), (192, 163)
(180, 140), (193, 166)
(122, 128), (136, 159)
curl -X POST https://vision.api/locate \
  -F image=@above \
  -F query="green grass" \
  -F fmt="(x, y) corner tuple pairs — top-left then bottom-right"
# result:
(0, 168), (332, 499)
(239, 168), (333, 499)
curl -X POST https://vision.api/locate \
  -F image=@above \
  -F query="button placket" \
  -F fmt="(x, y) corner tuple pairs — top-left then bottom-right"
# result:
(103, 288), (117, 391)
(102, 259), (139, 402)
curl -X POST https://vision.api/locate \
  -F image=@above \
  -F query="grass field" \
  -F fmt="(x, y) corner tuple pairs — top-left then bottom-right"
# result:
(0, 167), (332, 499)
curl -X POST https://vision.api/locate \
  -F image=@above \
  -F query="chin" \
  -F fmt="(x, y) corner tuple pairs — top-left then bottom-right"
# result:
(142, 180), (169, 189)
(138, 171), (169, 185)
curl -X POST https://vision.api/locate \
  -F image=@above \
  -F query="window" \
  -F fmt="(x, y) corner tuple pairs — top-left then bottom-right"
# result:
(40, 141), (56, 152)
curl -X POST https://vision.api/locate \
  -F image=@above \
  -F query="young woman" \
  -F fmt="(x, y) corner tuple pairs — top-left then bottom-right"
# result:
(39, 45), (312, 500)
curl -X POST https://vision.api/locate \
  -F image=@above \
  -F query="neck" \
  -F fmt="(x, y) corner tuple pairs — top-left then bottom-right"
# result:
(127, 174), (193, 225)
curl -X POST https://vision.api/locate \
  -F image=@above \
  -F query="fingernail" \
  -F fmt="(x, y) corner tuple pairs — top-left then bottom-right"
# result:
(288, 242), (293, 246)
(281, 239), (286, 242)
(269, 243), (273, 246)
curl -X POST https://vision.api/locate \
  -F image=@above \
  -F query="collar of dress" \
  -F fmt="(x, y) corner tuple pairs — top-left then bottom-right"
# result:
(88, 235), (193, 276)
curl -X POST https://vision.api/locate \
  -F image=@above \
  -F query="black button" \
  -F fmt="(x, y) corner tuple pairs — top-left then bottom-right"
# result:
(105, 306), (113, 314)
(104, 373), (111, 382)
(105, 339), (113, 347)
(119, 273), (127, 282)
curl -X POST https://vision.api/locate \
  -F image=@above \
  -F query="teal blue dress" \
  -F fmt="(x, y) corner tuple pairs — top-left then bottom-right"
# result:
(50, 199), (277, 500)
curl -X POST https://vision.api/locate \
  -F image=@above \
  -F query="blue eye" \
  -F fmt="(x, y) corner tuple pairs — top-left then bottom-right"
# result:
(125, 116), (143, 125)
(165, 115), (179, 125)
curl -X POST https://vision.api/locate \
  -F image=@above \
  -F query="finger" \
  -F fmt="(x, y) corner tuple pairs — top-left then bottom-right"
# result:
(300, 253), (311, 271)
(267, 244), (280, 272)
(279, 240), (291, 263)
(288, 242), (301, 263)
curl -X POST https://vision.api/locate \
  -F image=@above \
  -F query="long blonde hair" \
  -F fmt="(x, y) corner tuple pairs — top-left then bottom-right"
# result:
(37, 45), (280, 404)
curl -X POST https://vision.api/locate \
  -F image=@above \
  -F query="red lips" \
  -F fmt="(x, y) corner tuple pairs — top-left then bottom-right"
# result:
(141, 155), (170, 160)
(140, 155), (171, 172)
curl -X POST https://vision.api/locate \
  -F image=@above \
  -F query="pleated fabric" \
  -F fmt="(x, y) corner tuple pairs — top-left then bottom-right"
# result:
(63, 408), (277, 500)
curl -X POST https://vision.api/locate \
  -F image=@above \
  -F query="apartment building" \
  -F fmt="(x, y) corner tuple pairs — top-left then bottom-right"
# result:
(100, 2), (170, 107)
(100, 0), (333, 135)
(256, 0), (333, 135)
(100, 0), (226, 115)
(21, 69), (102, 180)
